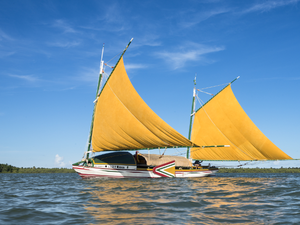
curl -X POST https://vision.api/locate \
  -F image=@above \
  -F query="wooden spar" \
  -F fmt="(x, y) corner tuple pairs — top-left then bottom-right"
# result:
(186, 75), (197, 159)
(86, 39), (133, 159)
(97, 43), (105, 97)
(186, 77), (238, 159)
(86, 44), (105, 159)
(96, 38), (133, 99)
(195, 76), (240, 113)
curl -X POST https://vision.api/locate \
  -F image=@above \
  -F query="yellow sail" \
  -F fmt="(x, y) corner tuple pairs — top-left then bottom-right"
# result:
(191, 84), (292, 161)
(92, 57), (193, 152)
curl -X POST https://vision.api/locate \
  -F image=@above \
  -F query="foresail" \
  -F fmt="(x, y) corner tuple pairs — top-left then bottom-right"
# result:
(191, 85), (292, 161)
(92, 57), (193, 152)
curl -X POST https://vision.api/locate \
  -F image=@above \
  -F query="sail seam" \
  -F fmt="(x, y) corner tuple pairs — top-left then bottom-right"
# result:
(195, 93), (257, 161)
(107, 82), (170, 146)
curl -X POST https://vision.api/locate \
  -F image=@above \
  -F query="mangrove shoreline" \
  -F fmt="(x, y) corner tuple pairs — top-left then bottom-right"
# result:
(0, 164), (75, 173)
(1, 163), (300, 174)
(218, 167), (300, 173)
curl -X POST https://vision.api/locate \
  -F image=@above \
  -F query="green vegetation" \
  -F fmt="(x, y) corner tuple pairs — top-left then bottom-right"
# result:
(0, 164), (75, 173)
(2, 163), (300, 174)
(218, 167), (300, 173)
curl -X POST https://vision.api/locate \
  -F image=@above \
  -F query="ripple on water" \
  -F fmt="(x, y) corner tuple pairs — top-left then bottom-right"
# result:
(1, 173), (300, 224)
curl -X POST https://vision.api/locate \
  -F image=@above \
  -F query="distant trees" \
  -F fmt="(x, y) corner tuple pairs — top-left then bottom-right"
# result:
(218, 167), (300, 173)
(0, 164), (19, 173)
(1, 163), (300, 173)
(0, 164), (75, 173)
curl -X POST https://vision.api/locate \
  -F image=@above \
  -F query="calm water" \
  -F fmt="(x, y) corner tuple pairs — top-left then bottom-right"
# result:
(1, 173), (300, 225)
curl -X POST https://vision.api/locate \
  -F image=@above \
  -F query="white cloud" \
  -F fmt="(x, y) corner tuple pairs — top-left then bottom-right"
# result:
(155, 42), (225, 69)
(100, 3), (124, 25)
(241, 0), (299, 14)
(0, 29), (14, 41)
(179, 8), (231, 29)
(47, 40), (81, 48)
(8, 74), (39, 82)
(52, 19), (77, 33)
(46, 20), (80, 48)
(55, 154), (66, 167)
(0, 30), (15, 58)
(133, 35), (162, 48)
(94, 3), (128, 33)
(0, 51), (15, 58)
(125, 63), (147, 70)
(77, 67), (99, 83)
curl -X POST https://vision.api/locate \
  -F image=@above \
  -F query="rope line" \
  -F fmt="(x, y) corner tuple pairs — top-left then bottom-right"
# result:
(195, 94), (257, 160)
(106, 50), (124, 64)
(200, 82), (230, 90)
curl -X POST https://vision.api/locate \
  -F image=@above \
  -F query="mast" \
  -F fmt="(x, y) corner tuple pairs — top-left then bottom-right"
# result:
(195, 76), (240, 114)
(85, 38), (134, 159)
(186, 76), (239, 160)
(186, 75), (197, 159)
(86, 44), (105, 159)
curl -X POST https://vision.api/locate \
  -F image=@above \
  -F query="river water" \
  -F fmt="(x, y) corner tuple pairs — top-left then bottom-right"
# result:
(1, 173), (300, 224)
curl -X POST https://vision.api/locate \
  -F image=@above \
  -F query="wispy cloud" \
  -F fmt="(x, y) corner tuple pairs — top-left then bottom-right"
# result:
(0, 29), (15, 58)
(179, 8), (231, 28)
(52, 19), (77, 33)
(8, 74), (40, 83)
(133, 35), (162, 47)
(155, 42), (225, 69)
(47, 20), (81, 48)
(47, 40), (81, 48)
(92, 3), (128, 33)
(249, 77), (300, 82)
(241, 0), (300, 14)
(0, 51), (15, 58)
(77, 67), (99, 83)
(0, 29), (14, 41)
(99, 4), (124, 25)
(125, 63), (148, 70)
(55, 154), (66, 167)
(75, 62), (148, 85)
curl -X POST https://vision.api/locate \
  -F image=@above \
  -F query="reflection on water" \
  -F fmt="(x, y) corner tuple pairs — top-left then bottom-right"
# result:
(1, 173), (299, 224)
(84, 174), (300, 224)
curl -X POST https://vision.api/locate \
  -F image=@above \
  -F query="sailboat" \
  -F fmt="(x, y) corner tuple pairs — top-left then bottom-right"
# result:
(72, 39), (292, 178)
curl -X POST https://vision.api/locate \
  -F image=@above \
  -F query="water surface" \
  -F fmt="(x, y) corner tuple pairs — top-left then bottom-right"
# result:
(1, 173), (300, 224)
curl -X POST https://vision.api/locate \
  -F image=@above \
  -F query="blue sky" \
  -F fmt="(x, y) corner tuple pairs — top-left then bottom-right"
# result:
(1, 0), (299, 168)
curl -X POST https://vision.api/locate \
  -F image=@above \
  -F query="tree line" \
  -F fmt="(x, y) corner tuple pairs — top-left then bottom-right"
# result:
(0, 164), (75, 173)
(218, 167), (300, 173)
(2, 163), (300, 174)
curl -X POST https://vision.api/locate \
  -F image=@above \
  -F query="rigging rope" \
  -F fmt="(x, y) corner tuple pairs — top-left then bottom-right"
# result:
(106, 50), (124, 64)
(197, 89), (214, 96)
(200, 82), (230, 90)
(195, 94), (257, 161)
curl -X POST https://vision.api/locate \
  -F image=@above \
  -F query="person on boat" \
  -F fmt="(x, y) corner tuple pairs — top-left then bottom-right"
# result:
(193, 160), (203, 168)
(135, 151), (140, 163)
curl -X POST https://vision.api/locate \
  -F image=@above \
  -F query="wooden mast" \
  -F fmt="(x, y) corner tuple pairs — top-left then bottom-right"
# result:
(186, 75), (197, 159)
(86, 43), (105, 159)
(86, 39), (133, 159)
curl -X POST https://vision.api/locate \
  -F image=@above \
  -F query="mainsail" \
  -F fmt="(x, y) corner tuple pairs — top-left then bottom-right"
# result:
(190, 84), (292, 161)
(92, 57), (194, 152)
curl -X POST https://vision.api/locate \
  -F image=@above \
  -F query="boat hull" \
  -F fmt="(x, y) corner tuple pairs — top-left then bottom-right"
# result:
(72, 165), (217, 179)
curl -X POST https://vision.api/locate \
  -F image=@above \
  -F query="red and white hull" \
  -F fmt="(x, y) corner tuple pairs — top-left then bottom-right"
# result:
(73, 165), (217, 179)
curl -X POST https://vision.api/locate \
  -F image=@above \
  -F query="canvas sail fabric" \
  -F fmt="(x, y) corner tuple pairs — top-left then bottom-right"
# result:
(191, 85), (292, 161)
(92, 57), (193, 152)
